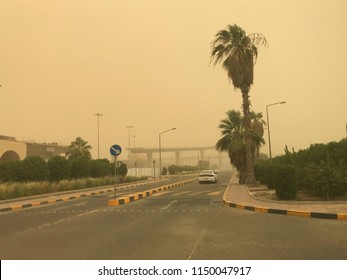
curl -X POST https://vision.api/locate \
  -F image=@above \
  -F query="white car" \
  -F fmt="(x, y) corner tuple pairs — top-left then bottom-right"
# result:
(198, 170), (218, 184)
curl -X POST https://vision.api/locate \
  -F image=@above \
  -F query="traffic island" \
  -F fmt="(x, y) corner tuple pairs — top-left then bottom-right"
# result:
(108, 178), (197, 206)
(222, 199), (347, 220)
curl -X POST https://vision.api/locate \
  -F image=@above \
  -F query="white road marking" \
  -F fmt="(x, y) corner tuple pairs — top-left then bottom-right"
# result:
(77, 209), (99, 217)
(207, 191), (220, 196)
(160, 200), (178, 210)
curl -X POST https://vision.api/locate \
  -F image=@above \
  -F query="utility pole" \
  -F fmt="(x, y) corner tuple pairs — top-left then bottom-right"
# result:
(94, 113), (103, 159)
(126, 125), (133, 160)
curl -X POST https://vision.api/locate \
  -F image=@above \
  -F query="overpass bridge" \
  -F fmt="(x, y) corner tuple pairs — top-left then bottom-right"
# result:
(127, 146), (227, 168)
(1, 135), (228, 168)
(0, 135), (69, 162)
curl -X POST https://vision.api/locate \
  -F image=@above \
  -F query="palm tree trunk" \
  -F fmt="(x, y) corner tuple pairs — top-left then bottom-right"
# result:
(239, 168), (246, 184)
(241, 87), (256, 185)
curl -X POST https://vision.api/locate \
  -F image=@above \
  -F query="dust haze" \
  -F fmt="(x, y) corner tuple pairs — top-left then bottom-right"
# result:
(1, 0), (346, 162)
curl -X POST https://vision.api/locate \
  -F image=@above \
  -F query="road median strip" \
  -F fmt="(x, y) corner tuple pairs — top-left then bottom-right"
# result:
(0, 178), (170, 213)
(108, 178), (197, 207)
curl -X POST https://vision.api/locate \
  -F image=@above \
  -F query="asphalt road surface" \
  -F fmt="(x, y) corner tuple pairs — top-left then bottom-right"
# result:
(1, 170), (347, 260)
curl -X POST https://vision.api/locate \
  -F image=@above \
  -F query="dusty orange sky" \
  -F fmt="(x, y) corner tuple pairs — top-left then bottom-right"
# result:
(1, 0), (346, 160)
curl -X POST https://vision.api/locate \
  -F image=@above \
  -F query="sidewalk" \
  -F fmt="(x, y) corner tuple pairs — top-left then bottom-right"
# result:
(223, 175), (347, 220)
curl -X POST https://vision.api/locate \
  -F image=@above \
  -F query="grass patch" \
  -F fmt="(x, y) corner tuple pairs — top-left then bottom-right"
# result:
(0, 176), (148, 200)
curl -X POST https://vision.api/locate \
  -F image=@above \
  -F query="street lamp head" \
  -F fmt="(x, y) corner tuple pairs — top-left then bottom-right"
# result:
(267, 101), (287, 107)
(160, 127), (177, 135)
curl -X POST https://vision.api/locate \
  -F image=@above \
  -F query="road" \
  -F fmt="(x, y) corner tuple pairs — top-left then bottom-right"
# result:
(1, 170), (347, 259)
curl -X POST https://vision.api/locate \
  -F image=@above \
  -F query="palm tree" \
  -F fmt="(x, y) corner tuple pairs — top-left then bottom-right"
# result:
(210, 24), (267, 184)
(249, 111), (266, 161)
(216, 110), (265, 184)
(66, 137), (92, 160)
(216, 110), (246, 182)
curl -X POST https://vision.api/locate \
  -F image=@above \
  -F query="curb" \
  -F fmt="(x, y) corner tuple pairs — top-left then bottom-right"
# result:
(0, 179), (169, 213)
(222, 200), (347, 220)
(222, 183), (347, 221)
(108, 178), (197, 206)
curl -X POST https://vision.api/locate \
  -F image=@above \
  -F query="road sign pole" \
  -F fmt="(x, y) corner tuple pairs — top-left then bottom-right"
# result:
(114, 156), (118, 200)
(110, 144), (122, 200)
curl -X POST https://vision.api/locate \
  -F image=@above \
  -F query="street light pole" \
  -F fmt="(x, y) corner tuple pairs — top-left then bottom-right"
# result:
(266, 101), (286, 159)
(126, 125), (133, 160)
(133, 135), (137, 176)
(159, 127), (176, 178)
(94, 113), (103, 159)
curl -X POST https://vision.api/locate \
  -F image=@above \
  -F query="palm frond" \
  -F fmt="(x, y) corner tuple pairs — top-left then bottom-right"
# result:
(210, 24), (267, 91)
(248, 33), (268, 48)
(216, 109), (266, 169)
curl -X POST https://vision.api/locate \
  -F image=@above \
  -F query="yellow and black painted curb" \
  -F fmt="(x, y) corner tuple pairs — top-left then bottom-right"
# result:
(0, 179), (169, 213)
(222, 200), (347, 220)
(0, 194), (92, 213)
(108, 178), (198, 206)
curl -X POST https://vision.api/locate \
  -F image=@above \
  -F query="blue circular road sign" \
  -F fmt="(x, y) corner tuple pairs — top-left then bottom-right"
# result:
(110, 144), (122, 156)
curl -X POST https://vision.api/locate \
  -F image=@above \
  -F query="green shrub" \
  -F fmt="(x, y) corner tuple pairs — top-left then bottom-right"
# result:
(254, 162), (275, 188)
(115, 161), (128, 177)
(0, 160), (23, 182)
(162, 167), (168, 176)
(21, 156), (49, 182)
(304, 162), (346, 199)
(90, 159), (111, 178)
(48, 156), (71, 181)
(272, 164), (297, 199)
(70, 157), (90, 179)
(168, 165), (178, 175)
(295, 167), (308, 191)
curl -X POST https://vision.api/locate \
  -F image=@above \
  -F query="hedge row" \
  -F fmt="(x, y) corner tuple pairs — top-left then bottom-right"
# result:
(255, 161), (347, 200)
(0, 156), (128, 183)
(274, 138), (347, 167)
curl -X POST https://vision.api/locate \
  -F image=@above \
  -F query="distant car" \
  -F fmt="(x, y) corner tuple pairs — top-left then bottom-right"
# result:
(198, 170), (218, 184)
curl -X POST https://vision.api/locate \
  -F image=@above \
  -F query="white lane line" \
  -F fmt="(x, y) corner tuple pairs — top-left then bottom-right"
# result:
(186, 207), (224, 260)
(15, 210), (100, 235)
(160, 200), (178, 210)
(207, 191), (220, 196)
(77, 209), (99, 217)
(171, 191), (192, 196)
